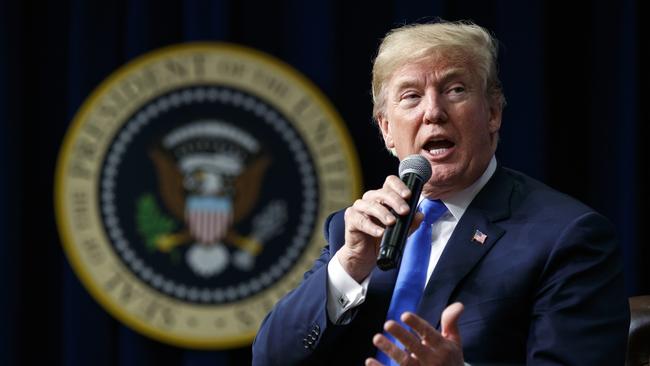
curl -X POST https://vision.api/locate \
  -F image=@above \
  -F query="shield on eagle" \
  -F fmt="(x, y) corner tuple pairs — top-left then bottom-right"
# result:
(185, 195), (233, 245)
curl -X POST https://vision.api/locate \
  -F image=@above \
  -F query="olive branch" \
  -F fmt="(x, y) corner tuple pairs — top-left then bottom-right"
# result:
(135, 193), (177, 252)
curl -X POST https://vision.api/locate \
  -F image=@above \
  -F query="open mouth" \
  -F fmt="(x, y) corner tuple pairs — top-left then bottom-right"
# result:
(423, 139), (455, 156)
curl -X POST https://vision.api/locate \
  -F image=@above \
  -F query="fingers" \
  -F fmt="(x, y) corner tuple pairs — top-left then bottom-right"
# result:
(364, 177), (411, 215)
(340, 175), (416, 281)
(382, 175), (411, 199)
(384, 320), (424, 358)
(364, 357), (383, 366)
(345, 203), (387, 238)
(366, 312), (463, 365)
(374, 311), (465, 366)
(346, 175), (413, 238)
(371, 333), (411, 366)
(440, 302), (464, 344)
(354, 197), (396, 227)
(400, 312), (442, 346)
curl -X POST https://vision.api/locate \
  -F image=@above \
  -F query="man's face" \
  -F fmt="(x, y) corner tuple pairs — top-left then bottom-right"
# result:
(377, 54), (502, 198)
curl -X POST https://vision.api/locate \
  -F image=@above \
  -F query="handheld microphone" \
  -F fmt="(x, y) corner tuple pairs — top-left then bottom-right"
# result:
(376, 154), (432, 271)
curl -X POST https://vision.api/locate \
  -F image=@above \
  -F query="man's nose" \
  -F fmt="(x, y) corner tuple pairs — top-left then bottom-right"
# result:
(423, 92), (448, 124)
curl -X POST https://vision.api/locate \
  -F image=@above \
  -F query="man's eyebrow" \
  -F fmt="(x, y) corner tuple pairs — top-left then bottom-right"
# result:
(392, 78), (421, 92)
(436, 68), (466, 83)
(392, 67), (468, 92)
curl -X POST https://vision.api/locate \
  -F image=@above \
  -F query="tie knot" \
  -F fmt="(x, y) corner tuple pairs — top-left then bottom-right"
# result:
(419, 199), (447, 225)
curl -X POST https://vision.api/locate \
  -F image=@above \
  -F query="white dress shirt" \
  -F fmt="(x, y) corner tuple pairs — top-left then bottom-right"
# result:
(326, 156), (497, 324)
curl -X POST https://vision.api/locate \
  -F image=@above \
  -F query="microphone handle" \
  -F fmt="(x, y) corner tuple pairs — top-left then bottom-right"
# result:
(376, 173), (425, 271)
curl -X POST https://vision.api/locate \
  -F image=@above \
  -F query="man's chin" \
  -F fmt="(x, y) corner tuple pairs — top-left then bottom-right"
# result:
(423, 169), (461, 197)
(429, 165), (460, 184)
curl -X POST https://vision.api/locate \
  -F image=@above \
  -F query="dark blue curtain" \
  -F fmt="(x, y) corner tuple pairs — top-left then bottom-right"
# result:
(2, 0), (647, 365)
(1, 2), (12, 365)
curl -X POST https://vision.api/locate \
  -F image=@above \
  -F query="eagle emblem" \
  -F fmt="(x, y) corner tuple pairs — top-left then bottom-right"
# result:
(136, 120), (287, 278)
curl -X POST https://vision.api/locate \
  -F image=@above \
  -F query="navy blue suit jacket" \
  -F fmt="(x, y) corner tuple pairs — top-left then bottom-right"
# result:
(253, 167), (630, 365)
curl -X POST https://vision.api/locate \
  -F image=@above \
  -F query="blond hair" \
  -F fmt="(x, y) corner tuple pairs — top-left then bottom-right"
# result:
(371, 20), (505, 120)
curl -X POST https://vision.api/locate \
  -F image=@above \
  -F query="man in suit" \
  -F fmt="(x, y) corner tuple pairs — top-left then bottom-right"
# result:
(252, 21), (630, 365)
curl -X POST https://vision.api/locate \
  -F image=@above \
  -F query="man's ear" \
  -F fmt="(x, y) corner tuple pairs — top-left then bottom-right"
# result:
(487, 100), (502, 134)
(377, 114), (395, 149)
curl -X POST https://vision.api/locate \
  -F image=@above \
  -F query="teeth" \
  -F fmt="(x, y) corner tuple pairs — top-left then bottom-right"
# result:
(429, 148), (448, 155)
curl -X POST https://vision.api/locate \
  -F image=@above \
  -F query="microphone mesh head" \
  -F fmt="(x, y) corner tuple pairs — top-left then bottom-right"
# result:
(398, 154), (432, 181)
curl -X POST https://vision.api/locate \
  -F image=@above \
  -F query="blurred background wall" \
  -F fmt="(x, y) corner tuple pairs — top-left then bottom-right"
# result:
(1, 0), (647, 365)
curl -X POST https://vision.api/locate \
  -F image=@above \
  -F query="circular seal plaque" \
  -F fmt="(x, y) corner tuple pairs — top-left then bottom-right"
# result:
(55, 43), (362, 349)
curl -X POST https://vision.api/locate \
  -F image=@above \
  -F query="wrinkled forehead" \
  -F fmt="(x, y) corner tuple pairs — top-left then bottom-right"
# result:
(386, 51), (483, 91)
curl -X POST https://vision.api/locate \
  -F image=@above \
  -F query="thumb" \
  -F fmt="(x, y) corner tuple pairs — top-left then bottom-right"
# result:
(440, 302), (464, 344)
(407, 211), (424, 236)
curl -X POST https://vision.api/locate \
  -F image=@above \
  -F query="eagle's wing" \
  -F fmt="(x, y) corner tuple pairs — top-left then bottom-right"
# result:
(232, 155), (271, 223)
(149, 147), (185, 220)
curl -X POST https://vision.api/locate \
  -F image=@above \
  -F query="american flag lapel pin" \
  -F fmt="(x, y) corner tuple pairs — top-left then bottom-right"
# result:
(472, 229), (487, 245)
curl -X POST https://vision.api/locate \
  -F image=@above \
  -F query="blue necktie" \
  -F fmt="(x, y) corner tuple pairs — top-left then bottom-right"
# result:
(376, 199), (447, 365)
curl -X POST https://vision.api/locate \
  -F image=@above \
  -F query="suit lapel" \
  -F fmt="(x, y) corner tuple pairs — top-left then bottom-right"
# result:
(418, 167), (514, 327)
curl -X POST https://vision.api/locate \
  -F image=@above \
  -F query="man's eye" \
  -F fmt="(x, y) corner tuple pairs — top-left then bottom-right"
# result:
(402, 93), (419, 100)
(448, 86), (465, 94)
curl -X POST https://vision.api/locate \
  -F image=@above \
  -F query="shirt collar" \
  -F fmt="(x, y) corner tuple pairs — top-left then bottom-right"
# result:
(440, 156), (497, 221)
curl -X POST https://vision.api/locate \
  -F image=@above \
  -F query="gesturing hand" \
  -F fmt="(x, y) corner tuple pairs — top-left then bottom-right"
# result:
(366, 303), (465, 366)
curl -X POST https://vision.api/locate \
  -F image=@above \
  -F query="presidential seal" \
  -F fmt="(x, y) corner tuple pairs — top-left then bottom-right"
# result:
(55, 43), (362, 349)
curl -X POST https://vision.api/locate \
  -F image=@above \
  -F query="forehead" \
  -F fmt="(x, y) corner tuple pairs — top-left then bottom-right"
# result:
(387, 52), (479, 89)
